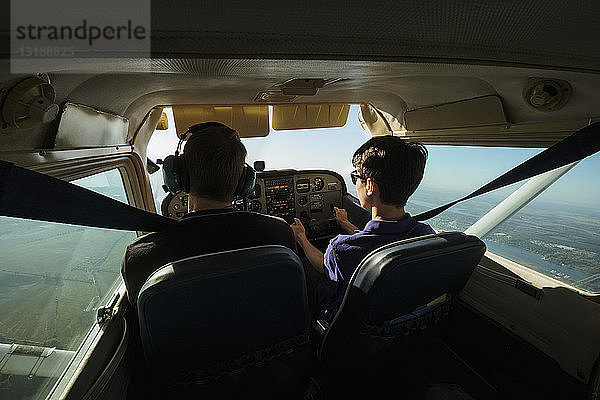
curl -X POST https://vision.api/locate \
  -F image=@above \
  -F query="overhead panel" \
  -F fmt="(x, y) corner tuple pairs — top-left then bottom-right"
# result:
(404, 95), (507, 131)
(148, 1), (600, 72)
(272, 104), (350, 131)
(172, 105), (269, 138)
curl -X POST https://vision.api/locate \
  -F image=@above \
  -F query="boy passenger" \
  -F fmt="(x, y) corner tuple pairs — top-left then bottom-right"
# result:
(291, 136), (435, 317)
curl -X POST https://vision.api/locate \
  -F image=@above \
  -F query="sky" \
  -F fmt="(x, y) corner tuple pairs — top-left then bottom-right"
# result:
(421, 144), (599, 208)
(147, 105), (600, 209)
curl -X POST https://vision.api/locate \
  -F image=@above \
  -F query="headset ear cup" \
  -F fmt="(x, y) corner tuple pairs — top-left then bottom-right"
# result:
(177, 156), (190, 193)
(235, 164), (256, 198)
(162, 155), (188, 195)
(161, 155), (177, 195)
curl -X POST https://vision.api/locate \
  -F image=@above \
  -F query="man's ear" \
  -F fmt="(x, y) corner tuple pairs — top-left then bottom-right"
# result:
(366, 179), (378, 197)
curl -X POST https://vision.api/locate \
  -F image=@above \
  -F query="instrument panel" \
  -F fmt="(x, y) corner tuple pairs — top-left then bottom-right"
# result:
(162, 170), (346, 239)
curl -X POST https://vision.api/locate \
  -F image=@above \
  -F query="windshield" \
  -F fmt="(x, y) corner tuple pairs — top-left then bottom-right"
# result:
(242, 105), (370, 189)
(147, 105), (371, 210)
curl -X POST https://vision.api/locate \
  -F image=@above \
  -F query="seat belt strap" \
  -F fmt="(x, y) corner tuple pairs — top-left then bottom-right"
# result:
(414, 122), (600, 221)
(0, 160), (175, 232)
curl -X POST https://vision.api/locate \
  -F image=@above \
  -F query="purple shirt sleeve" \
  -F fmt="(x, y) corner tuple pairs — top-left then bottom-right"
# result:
(323, 239), (341, 282)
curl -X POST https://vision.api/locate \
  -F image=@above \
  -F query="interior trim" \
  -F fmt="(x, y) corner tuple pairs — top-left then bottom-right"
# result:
(460, 252), (600, 383)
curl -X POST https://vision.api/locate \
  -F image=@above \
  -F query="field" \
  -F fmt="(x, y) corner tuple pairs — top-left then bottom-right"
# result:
(0, 218), (136, 350)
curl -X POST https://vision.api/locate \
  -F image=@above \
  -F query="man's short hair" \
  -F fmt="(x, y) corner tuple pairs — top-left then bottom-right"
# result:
(183, 124), (247, 201)
(352, 136), (427, 207)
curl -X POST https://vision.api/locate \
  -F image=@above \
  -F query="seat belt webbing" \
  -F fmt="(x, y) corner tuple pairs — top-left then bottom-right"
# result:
(0, 159), (175, 232)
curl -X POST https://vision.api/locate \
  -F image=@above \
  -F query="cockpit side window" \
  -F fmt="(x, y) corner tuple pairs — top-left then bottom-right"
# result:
(477, 152), (600, 293)
(407, 147), (600, 293)
(0, 168), (137, 400)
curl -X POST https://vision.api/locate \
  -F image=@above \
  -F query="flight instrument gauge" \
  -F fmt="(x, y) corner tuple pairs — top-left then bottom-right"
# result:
(313, 177), (324, 191)
(298, 195), (308, 206)
(296, 178), (310, 193)
(233, 199), (245, 211)
(250, 200), (262, 212)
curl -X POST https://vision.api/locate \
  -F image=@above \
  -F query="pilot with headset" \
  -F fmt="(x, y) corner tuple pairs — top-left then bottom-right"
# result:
(121, 122), (296, 304)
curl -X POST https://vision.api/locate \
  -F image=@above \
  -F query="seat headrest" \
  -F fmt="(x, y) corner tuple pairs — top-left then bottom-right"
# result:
(354, 232), (486, 324)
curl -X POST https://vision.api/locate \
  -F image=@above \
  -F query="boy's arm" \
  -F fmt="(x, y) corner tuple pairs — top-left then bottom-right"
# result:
(290, 218), (324, 273)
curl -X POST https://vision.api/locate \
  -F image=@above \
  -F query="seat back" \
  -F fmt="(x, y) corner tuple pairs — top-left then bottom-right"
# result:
(319, 232), (485, 365)
(123, 211), (297, 304)
(137, 245), (312, 398)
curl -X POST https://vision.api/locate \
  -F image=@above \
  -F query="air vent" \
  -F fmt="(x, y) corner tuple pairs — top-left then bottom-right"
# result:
(255, 78), (346, 103)
(1, 76), (59, 129)
(274, 78), (345, 96)
(274, 78), (326, 96)
(523, 78), (571, 112)
(253, 90), (298, 103)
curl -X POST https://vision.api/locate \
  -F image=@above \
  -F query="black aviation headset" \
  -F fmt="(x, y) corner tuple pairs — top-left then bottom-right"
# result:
(161, 122), (256, 199)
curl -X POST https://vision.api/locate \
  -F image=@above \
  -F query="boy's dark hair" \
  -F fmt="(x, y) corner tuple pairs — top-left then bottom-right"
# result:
(352, 136), (427, 207)
(183, 124), (247, 202)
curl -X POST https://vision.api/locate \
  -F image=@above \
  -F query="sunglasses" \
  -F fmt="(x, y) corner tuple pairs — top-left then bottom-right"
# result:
(350, 170), (366, 185)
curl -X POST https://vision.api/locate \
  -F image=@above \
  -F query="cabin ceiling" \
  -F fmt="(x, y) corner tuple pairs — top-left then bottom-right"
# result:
(149, 0), (600, 71)
(0, 0), (599, 151)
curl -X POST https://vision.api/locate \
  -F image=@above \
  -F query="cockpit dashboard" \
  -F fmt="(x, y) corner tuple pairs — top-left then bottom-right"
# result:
(162, 169), (347, 240)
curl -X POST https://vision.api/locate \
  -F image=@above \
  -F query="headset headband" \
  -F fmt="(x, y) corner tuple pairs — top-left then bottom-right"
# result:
(176, 122), (237, 156)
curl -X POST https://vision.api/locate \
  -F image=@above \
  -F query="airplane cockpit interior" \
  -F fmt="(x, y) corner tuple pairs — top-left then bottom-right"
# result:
(1, 2), (600, 399)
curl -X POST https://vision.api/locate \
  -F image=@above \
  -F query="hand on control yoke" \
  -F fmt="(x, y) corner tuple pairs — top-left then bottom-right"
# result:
(333, 206), (349, 224)
(290, 218), (308, 245)
(334, 207), (359, 234)
(291, 218), (325, 273)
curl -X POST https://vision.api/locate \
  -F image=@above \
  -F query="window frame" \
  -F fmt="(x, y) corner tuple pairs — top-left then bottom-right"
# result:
(0, 147), (144, 399)
(46, 159), (138, 400)
(47, 154), (148, 400)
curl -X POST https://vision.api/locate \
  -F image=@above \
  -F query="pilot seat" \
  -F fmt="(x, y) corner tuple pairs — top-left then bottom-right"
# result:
(136, 245), (313, 399)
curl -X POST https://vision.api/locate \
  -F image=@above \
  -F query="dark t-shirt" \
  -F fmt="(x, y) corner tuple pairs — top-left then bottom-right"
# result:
(121, 209), (296, 303)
